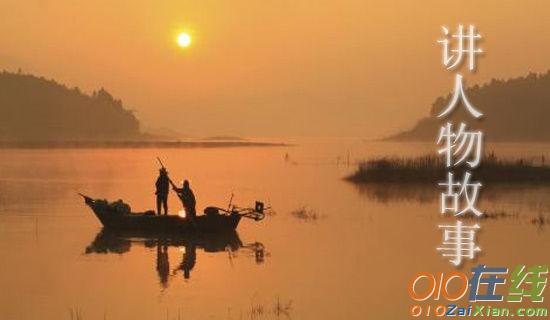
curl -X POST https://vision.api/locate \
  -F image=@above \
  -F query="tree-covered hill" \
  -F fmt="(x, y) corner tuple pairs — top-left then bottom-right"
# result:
(388, 71), (550, 141)
(0, 71), (142, 141)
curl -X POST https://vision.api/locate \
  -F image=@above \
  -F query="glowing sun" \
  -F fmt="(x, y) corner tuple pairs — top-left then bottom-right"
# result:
(177, 32), (192, 48)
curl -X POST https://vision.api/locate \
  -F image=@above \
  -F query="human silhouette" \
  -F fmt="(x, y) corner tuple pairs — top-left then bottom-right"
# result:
(156, 241), (170, 288)
(173, 242), (196, 280)
(171, 179), (196, 219)
(155, 168), (170, 215)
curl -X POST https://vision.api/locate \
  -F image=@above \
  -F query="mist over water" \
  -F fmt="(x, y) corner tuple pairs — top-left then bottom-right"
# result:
(0, 139), (549, 319)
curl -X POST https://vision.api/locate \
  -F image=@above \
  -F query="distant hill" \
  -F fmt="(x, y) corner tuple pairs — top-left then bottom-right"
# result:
(388, 71), (550, 142)
(0, 71), (142, 141)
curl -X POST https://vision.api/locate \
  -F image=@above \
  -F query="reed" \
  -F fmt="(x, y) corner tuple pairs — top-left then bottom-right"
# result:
(347, 153), (550, 184)
(68, 307), (83, 320)
(291, 206), (320, 222)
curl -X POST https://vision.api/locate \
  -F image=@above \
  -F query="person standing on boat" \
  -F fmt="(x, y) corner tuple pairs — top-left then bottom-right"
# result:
(155, 168), (170, 215)
(171, 179), (196, 219)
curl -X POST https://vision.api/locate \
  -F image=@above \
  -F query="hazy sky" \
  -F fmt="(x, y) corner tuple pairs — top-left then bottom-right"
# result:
(2, 0), (550, 138)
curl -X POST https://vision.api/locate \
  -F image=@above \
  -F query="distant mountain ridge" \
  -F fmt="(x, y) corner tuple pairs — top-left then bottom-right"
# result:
(0, 71), (142, 141)
(388, 71), (550, 141)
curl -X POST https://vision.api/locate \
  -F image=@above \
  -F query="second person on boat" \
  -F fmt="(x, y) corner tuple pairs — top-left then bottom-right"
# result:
(171, 179), (196, 219)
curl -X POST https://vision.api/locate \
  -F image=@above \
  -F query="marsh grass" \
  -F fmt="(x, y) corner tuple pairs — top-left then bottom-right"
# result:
(68, 307), (83, 320)
(531, 213), (549, 227)
(272, 297), (292, 319)
(347, 154), (550, 184)
(460, 210), (520, 220)
(248, 297), (292, 320)
(291, 206), (321, 222)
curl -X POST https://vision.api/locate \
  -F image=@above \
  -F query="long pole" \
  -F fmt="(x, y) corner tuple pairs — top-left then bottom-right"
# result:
(156, 157), (165, 169)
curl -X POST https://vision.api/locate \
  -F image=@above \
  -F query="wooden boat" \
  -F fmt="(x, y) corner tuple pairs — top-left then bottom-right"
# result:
(80, 194), (266, 233)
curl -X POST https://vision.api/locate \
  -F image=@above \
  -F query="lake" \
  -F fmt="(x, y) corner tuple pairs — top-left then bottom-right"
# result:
(0, 139), (549, 319)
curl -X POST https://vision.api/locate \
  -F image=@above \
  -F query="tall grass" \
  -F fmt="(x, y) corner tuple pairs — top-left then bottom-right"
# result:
(290, 206), (321, 222)
(347, 153), (550, 183)
(68, 307), (83, 320)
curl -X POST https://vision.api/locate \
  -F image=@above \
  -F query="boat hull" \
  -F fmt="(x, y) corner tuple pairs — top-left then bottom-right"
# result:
(84, 196), (241, 233)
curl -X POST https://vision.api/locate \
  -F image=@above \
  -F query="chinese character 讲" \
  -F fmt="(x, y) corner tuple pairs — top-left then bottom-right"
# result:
(438, 24), (483, 71)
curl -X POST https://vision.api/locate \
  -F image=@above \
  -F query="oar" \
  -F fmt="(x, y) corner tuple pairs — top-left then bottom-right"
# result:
(156, 157), (166, 169)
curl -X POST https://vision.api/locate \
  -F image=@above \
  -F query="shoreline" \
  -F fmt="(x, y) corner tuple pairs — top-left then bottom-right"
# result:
(0, 140), (290, 149)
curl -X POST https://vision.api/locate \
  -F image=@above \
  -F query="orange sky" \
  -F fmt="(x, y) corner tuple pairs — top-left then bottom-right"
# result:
(2, 0), (550, 138)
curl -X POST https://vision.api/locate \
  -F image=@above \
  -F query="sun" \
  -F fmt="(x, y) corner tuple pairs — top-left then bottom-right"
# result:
(177, 32), (192, 48)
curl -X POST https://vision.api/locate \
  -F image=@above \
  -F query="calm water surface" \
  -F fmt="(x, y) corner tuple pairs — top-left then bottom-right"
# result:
(0, 139), (549, 319)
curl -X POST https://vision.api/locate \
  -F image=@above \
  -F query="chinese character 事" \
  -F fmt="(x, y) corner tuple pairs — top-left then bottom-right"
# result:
(437, 221), (481, 266)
